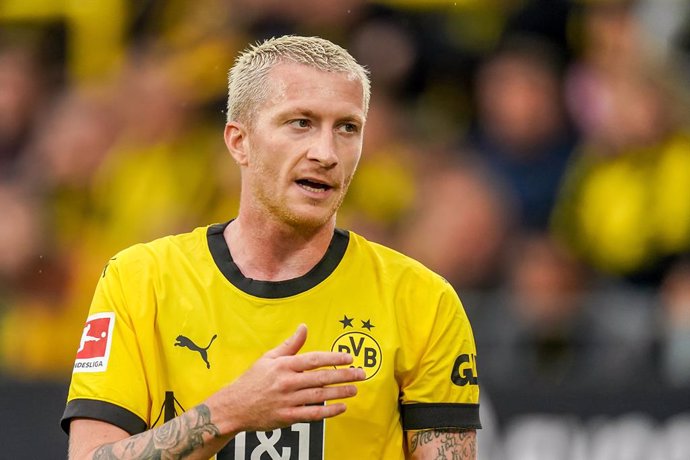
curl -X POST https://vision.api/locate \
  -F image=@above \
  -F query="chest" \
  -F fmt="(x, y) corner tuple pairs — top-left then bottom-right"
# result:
(141, 282), (404, 417)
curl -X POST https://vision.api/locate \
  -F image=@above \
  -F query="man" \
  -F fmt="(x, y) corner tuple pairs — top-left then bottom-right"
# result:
(62, 35), (481, 459)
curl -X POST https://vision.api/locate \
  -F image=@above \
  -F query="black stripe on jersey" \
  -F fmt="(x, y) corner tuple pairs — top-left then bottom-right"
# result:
(207, 221), (350, 298)
(61, 398), (147, 435)
(401, 403), (482, 430)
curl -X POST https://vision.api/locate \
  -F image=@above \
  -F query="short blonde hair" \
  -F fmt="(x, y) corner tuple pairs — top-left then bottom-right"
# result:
(226, 35), (370, 124)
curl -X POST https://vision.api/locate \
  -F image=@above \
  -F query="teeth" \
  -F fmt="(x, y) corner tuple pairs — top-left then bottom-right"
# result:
(299, 183), (327, 193)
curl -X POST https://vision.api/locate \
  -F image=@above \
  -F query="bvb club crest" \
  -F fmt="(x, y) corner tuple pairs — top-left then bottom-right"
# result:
(331, 315), (382, 380)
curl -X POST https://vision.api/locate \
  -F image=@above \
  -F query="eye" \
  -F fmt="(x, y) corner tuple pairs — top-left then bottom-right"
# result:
(289, 119), (311, 129)
(339, 122), (359, 134)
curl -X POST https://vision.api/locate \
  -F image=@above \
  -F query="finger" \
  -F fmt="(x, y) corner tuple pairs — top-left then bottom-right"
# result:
(292, 384), (359, 406)
(265, 324), (308, 358)
(284, 402), (348, 423)
(294, 367), (366, 390)
(288, 351), (355, 372)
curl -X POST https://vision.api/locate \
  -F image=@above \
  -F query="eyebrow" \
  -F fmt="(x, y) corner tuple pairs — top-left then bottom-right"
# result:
(290, 108), (318, 119)
(282, 108), (364, 126)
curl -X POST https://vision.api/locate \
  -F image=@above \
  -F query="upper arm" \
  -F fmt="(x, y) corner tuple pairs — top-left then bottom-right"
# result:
(398, 277), (480, 404)
(405, 429), (477, 460)
(62, 252), (151, 438)
(398, 279), (481, 433)
(68, 418), (130, 459)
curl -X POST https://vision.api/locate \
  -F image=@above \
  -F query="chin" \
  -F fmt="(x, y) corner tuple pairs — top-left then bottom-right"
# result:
(288, 214), (334, 231)
(283, 206), (338, 231)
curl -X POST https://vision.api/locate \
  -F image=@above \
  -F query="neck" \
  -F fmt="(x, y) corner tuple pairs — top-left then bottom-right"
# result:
(223, 215), (336, 281)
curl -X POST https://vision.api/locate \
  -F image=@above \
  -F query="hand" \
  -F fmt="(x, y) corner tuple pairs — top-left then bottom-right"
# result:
(206, 324), (365, 435)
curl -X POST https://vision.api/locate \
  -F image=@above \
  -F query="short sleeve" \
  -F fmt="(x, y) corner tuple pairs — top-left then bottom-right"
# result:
(398, 277), (481, 431)
(61, 253), (151, 435)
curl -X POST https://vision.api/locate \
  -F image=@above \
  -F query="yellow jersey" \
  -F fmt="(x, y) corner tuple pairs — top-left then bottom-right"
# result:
(62, 222), (480, 459)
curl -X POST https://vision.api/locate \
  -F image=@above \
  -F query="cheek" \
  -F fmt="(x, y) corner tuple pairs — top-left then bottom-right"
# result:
(255, 160), (283, 189)
(247, 139), (277, 173)
(339, 138), (363, 167)
(344, 150), (362, 177)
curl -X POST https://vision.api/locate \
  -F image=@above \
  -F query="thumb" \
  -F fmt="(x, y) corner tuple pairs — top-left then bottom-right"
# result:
(265, 324), (307, 358)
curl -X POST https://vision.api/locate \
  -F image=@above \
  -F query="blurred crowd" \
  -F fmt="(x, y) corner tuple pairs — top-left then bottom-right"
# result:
(1, 0), (690, 399)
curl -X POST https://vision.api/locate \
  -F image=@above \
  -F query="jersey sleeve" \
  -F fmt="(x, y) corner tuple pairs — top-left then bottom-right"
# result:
(398, 275), (481, 431)
(61, 251), (152, 435)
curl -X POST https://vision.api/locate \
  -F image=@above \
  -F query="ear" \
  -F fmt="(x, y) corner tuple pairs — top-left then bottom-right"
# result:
(224, 121), (249, 166)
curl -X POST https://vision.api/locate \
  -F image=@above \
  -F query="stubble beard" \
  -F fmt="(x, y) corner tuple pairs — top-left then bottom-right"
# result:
(246, 136), (359, 232)
(253, 170), (355, 234)
(268, 186), (345, 232)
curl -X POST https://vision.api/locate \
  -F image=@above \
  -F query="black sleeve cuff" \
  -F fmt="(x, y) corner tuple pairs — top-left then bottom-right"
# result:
(61, 399), (148, 435)
(401, 403), (481, 431)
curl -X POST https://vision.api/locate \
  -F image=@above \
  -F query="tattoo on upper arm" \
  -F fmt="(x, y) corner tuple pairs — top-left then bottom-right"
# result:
(92, 404), (220, 459)
(408, 429), (476, 460)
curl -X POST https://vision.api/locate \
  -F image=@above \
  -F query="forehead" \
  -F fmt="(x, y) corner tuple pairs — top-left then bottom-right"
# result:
(261, 62), (365, 118)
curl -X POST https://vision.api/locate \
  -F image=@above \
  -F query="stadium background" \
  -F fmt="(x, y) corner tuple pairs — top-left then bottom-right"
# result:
(1, 0), (690, 458)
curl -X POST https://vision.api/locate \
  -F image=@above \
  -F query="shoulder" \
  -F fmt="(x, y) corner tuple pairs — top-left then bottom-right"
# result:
(345, 230), (453, 292)
(107, 225), (211, 275)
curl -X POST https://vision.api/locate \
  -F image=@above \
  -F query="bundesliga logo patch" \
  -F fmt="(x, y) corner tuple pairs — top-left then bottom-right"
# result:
(74, 312), (115, 373)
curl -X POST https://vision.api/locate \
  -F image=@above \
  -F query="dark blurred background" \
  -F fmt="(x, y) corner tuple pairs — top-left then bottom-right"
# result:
(1, 0), (690, 458)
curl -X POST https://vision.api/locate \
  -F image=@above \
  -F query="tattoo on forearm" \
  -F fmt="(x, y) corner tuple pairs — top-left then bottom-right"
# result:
(408, 429), (476, 460)
(92, 404), (220, 459)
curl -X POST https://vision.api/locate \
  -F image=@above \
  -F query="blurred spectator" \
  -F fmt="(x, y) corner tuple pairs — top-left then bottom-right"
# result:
(51, 46), (234, 323)
(83, 46), (231, 251)
(31, 86), (119, 186)
(16, 84), (121, 249)
(0, 43), (48, 179)
(348, 12), (418, 101)
(0, 183), (75, 377)
(554, 0), (690, 285)
(0, 0), (681, 395)
(0, 42), (238, 378)
(0, 85), (113, 378)
(467, 36), (578, 230)
(0, 183), (42, 294)
(470, 232), (651, 389)
(0, 85), (122, 378)
(353, 6), (467, 146)
(398, 156), (514, 290)
(565, 0), (651, 140)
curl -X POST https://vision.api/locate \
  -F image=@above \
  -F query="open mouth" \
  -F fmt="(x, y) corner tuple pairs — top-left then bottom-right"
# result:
(296, 179), (332, 193)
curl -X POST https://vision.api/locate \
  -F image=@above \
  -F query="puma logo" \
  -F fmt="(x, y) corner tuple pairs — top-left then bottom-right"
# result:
(174, 334), (217, 369)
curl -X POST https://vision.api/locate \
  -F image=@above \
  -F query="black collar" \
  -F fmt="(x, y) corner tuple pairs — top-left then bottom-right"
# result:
(206, 221), (350, 298)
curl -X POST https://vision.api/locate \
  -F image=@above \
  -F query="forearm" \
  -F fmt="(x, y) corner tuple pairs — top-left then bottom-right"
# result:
(75, 404), (230, 460)
(69, 326), (363, 459)
(406, 429), (477, 460)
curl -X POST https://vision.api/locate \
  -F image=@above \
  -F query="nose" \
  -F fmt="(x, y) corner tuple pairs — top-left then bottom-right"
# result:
(306, 128), (338, 168)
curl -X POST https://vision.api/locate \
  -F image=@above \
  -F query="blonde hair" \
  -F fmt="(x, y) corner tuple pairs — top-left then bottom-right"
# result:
(226, 35), (370, 124)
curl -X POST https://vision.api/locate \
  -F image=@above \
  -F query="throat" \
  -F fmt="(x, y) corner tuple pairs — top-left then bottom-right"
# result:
(223, 219), (334, 281)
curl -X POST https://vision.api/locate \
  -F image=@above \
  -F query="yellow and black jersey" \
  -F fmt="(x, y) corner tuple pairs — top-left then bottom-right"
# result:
(62, 222), (480, 459)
